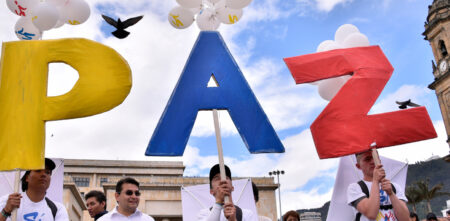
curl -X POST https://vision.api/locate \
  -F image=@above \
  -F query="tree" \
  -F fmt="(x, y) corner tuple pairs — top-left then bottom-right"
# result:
(405, 185), (422, 213)
(413, 179), (449, 213)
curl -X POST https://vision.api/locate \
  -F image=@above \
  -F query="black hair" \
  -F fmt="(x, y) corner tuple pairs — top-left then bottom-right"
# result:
(409, 212), (419, 220)
(21, 171), (31, 192)
(85, 190), (107, 210)
(252, 182), (259, 202)
(209, 164), (232, 189)
(116, 177), (140, 194)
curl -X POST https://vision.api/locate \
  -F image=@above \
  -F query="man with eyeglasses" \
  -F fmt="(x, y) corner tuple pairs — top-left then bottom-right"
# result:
(98, 177), (154, 221)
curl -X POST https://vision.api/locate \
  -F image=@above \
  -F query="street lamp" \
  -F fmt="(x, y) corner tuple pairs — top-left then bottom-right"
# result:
(269, 170), (284, 221)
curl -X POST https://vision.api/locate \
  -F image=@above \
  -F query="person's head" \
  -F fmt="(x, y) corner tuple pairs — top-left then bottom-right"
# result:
(21, 158), (56, 192)
(426, 212), (437, 221)
(209, 164), (233, 195)
(251, 182), (259, 203)
(355, 150), (376, 178)
(446, 210), (450, 217)
(409, 212), (419, 221)
(115, 177), (140, 214)
(85, 190), (107, 218)
(283, 210), (299, 221)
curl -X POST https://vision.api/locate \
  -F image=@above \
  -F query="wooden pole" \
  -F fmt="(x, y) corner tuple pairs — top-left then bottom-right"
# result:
(212, 109), (230, 204)
(11, 169), (20, 221)
(370, 142), (381, 166)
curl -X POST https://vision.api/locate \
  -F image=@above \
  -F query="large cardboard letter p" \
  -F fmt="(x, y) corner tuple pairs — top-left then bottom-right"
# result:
(0, 39), (132, 170)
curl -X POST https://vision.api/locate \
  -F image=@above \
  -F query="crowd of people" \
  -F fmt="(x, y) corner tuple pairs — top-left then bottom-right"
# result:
(0, 154), (448, 221)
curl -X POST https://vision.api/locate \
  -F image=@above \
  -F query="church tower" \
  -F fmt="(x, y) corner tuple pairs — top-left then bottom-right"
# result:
(423, 0), (450, 146)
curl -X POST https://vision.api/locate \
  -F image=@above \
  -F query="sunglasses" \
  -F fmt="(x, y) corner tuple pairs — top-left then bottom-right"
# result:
(120, 190), (141, 196)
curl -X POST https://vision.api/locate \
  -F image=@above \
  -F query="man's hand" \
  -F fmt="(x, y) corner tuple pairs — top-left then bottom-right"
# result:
(4, 193), (21, 213)
(381, 178), (393, 195)
(214, 180), (233, 204)
(373, 165), (385, 183)
(223, 202), (236, 221)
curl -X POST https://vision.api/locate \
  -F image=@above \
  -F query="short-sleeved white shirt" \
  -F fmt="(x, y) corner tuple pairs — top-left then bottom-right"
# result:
(347, 181), (407, 221)
(97, 207), (155, 221)
(0, 193), (69, 221)
(197, 203), (256, 221)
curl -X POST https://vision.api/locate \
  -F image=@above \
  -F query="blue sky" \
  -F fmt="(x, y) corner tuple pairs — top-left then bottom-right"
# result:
(0, 0), (448, 214)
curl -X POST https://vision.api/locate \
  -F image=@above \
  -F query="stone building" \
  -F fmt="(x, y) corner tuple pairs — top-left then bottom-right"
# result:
(424, 0), (450, 146)
(63, 159), (278, 221)
(299, 212), (321, 221)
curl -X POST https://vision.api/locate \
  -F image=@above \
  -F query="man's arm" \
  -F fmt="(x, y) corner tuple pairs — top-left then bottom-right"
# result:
(354, 165), (385, 219)
(0, 193), (21, 221)
(381, 179), (409, 221)
(197, 204), (223, 221)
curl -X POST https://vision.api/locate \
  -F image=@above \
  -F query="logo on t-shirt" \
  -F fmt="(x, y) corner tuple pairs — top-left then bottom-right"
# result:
(23, 212), (45, 221)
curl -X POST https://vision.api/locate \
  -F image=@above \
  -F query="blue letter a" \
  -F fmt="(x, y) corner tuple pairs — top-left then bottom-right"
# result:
(146, 31), (284, 156)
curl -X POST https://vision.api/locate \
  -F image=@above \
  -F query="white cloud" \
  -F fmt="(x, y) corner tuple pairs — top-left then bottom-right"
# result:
(370, 84), (432, 114)
(315, 0), (353, 12)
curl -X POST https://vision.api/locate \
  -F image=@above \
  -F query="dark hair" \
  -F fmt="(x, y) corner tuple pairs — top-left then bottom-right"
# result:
(85, 190), (107, 210)
(252, 182), (259, 202)
(447, 210), (450, 215)
(209, 164), (232, 189)
(116, 177), (140, 194)
(426, 212), (437, 220)
(283, 210), (299, 221)
(410, 212), (419, 220)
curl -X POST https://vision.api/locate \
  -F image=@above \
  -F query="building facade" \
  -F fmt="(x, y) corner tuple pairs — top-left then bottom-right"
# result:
(424, 0), (450, 146)
(299, 212), (321, 221)
(63, 159), (278, 221)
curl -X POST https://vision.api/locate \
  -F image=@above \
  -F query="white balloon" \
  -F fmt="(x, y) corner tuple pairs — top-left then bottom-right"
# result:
(317, 75), (351, 101)
(216, 7), (242, 24)
(15, 16), (42, 40)
(196, 8), (220, 31)
(323, 41), (341, 51)
(335, 24), (359, 45)
(316, 40), (335, 52)
(32, 2), (59, 31)
(61, 0), (90, 25)
(6, 0), (38, 17)
(168, 6), (195, 29)
(46, 0), (67, 7)
(226, 0), (252, 9)
(342, 32), (370, 48)
(176, 0), (202, 8)
(213, 0), (226, 9)
(189, 5), (202, 15)
(53, 7), (66, 29)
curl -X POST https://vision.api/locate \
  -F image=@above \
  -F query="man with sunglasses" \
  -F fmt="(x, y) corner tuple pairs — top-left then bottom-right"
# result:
(0, 158), (69, 221)
(98, 177), (154, 221)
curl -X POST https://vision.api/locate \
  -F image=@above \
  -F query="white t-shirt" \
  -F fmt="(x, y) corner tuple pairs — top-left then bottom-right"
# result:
(0, 193), (69, 221)
(347, 181), (407, 221)
(197, 203), (256, 221)
(97, 207), (155, 221)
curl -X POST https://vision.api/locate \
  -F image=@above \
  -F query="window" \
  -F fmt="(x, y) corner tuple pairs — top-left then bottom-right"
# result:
(439, 40), (448, 57)
(100, 177), (108, 186)
(73, 177), (90, 187)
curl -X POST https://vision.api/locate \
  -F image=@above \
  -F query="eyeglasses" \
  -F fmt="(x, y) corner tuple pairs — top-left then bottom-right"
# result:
(120, 190), (141, 196)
